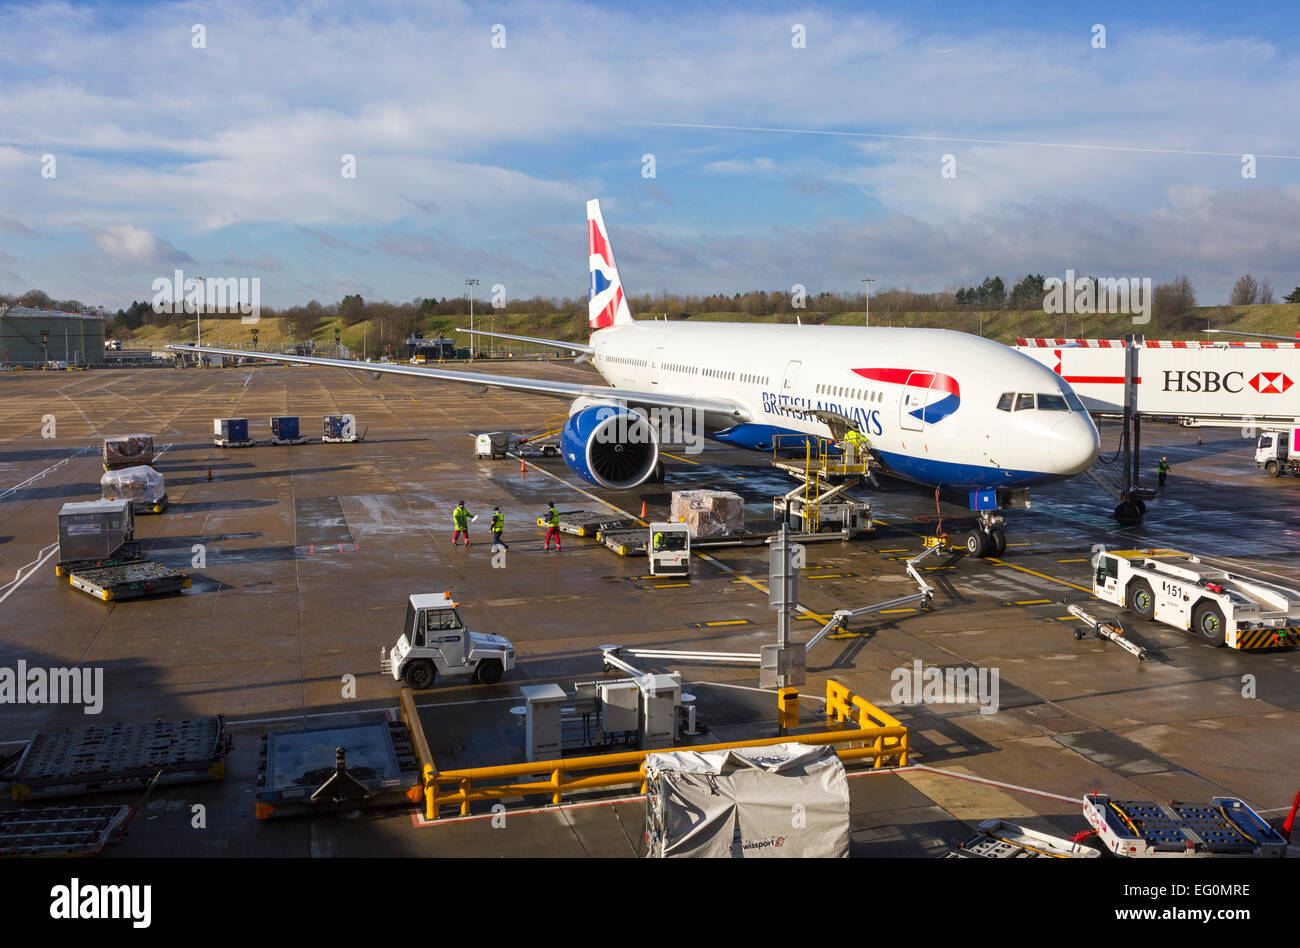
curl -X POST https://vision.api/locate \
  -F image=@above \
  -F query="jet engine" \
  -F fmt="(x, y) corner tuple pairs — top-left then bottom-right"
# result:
(561, 402), (660, 490)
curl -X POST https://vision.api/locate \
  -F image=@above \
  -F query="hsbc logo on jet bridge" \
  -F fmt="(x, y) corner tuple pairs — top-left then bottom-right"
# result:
(1161, 370), (1293, 394)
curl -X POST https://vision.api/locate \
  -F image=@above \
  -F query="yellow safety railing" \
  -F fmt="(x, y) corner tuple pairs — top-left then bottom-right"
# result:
(416, 679), (908, 820)
(398, 687), (438, 810)
(519, 413), (567, 445)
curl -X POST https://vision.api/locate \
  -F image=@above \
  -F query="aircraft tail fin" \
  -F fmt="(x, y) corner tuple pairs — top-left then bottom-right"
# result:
(588, 199), (634, 329)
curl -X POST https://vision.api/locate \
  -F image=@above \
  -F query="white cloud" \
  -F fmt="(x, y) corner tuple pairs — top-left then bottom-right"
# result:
(91, 225), (192, 265)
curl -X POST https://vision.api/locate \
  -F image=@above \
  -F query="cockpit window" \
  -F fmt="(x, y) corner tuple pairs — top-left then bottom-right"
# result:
(1038, 393), (1069, 411)
(996, 393), (1014, 412)
(1063, 391), (1086, 412)
(1014, 393), (1035, 411)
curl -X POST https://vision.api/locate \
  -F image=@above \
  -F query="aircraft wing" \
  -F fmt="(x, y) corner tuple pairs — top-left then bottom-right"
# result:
(455, 327), (595, 354)
(166, 345), (749, 421)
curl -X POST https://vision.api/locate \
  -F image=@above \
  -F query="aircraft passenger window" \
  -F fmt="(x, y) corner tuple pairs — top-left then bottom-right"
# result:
(1015, 393), (1035, 411)
(1038, 393), (1069, 411)
(996, 393), (1014, 412)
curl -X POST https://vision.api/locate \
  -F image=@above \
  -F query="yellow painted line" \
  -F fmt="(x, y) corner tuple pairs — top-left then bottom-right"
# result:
(880, 608), (918, 614)
(923, 566), (956, 571)
(660, 452), (700, 465)
(1007, 542), (1032, 547)
(797, 612), (832, 623)
(654, 582), (690, 588)
(1057, 558), (1089, 563)
(986, 557), (1091, 593)
(732, 575), (770, 594)
(807, 573), (851, 579)
(878, 548), (909, 553)
(1011, 599), (1052, 606)
(705, 620), (749, 627)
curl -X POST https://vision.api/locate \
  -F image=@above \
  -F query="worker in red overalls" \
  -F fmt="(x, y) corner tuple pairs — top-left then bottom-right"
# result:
(542, 503), (562, 552)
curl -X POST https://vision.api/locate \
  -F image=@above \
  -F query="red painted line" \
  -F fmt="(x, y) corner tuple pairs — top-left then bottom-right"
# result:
(1062, 376), (1140, 384)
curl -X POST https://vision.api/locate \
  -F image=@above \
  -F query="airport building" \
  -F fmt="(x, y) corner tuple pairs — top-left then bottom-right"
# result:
(0, 305), (106, 366)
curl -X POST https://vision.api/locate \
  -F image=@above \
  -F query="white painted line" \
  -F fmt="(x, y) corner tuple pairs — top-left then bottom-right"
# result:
(0, 445), (93, 501)
(0, 542), (59, 607)
(506, 453), (643, 523)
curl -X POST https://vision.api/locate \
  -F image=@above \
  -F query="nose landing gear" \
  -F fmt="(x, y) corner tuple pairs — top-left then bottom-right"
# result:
(963, 511), (1007, 558)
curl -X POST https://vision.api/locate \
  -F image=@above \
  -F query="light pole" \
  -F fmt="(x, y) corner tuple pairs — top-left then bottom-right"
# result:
(189, 276), (206, 366)
(861, 277), (875, 327)
(465, 278), (480, 360)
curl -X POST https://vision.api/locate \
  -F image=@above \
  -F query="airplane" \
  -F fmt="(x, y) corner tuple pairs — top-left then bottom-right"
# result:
(172, 199), (1100, 556)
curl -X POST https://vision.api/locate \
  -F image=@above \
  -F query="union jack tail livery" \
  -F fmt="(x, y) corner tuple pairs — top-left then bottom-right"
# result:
(588, 199), (634, 329)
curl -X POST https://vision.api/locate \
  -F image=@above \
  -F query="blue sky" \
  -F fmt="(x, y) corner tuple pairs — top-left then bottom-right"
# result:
(1, 0), (1298, 311)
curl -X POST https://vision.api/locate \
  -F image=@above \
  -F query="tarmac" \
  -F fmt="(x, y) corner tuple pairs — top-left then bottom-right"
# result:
(1, 359), (1298, 857)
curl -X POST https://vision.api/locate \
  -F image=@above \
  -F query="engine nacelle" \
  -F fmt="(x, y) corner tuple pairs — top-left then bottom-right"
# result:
(561, 403), (660, 490)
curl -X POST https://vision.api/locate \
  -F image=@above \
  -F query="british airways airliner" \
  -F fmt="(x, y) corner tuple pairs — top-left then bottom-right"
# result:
(176, 199), (1099, 555)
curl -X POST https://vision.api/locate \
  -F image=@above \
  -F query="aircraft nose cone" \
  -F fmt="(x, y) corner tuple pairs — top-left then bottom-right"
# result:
(1048, 416), (1100, 475)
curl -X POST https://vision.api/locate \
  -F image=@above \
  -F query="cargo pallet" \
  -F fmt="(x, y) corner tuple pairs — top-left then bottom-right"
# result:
(3, 717), (230, 802)
(0, 804), (134, 856)
(254, 720), (420, 819)
(1084, 792), (1287, 857)
(128, 494), (167, 515)
(67, 560), (190, 601)
(535, 509), (640, 538)
(54, 540), (143, 577)
(268, 436), (309, 445)
(949, 819), (1102, 858)
(213, 437), (257, 448)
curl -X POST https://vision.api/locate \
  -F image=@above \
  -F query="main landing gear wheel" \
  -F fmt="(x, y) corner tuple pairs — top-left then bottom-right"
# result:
(964, 530), (988, 557)
(1193, 601), (1227, 647)
(1114, 500), (1143, 526)
(987, 527), (1007, 557)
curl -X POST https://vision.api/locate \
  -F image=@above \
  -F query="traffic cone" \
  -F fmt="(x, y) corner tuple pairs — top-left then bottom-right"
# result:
(206, 466), (213, 481)
(640, 500), (647, 519)
(520, 458), (526, 475)
(1197, 434), (1203, 445)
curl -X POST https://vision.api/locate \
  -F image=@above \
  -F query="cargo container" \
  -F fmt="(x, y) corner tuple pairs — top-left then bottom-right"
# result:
(57, 499), (135, 565)
(213, 417), (255, 448)
(102, 433), (154, 470)
(100, 464), (166, 514)
(269, 415), (307, 445)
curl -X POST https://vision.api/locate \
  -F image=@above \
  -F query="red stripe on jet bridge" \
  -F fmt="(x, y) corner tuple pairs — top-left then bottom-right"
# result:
(588, 220), (612, 266)
(1063, 375), (1140, 384)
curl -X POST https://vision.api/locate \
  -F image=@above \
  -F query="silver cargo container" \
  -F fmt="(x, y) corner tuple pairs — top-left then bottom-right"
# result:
(57, 499), (135, 563)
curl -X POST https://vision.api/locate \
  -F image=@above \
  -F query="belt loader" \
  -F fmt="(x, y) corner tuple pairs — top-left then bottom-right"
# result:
(1093, 549), (1300, 649)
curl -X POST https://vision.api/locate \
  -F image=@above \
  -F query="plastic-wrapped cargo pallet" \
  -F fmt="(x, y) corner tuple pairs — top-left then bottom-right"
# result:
(101, 465), (166, 512)
(102, 434), (154, 470)
(669, 490), (744, 538)
(644, 743), (850, 858)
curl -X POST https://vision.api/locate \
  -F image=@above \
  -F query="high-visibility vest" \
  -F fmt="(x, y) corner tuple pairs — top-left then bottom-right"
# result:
(491, 512), (504, 531)
(453, 507), (468, 527)
(547, 508), (559, 526)
(1158, 459), (1169, 472)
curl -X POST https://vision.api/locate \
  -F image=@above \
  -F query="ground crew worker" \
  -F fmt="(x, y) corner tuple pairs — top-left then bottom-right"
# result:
(1157, 456), (1170, 487)
(543, 502), (562, 551)
(844, 428), (867, 463)
(491, 506), (508, 549)
(653, 530), (665, 550)
(452, 501), (472, 546)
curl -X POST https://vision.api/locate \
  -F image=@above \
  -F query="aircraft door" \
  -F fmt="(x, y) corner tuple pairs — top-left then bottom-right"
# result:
(781, 360), (802, 395)
(899, 371), (933, 431)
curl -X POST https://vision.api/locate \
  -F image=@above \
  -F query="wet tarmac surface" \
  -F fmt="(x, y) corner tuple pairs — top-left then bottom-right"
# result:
(2, 362), (1298, 857)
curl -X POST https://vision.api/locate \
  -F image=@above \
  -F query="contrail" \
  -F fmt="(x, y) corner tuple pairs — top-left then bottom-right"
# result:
(622, 121), (1300, 161)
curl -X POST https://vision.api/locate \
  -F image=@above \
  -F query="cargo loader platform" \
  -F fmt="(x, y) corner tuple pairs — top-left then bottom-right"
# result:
(2, 717), (230, 802)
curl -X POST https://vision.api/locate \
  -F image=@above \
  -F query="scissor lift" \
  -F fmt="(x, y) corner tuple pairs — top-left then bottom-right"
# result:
(771, 436), (873, 535)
